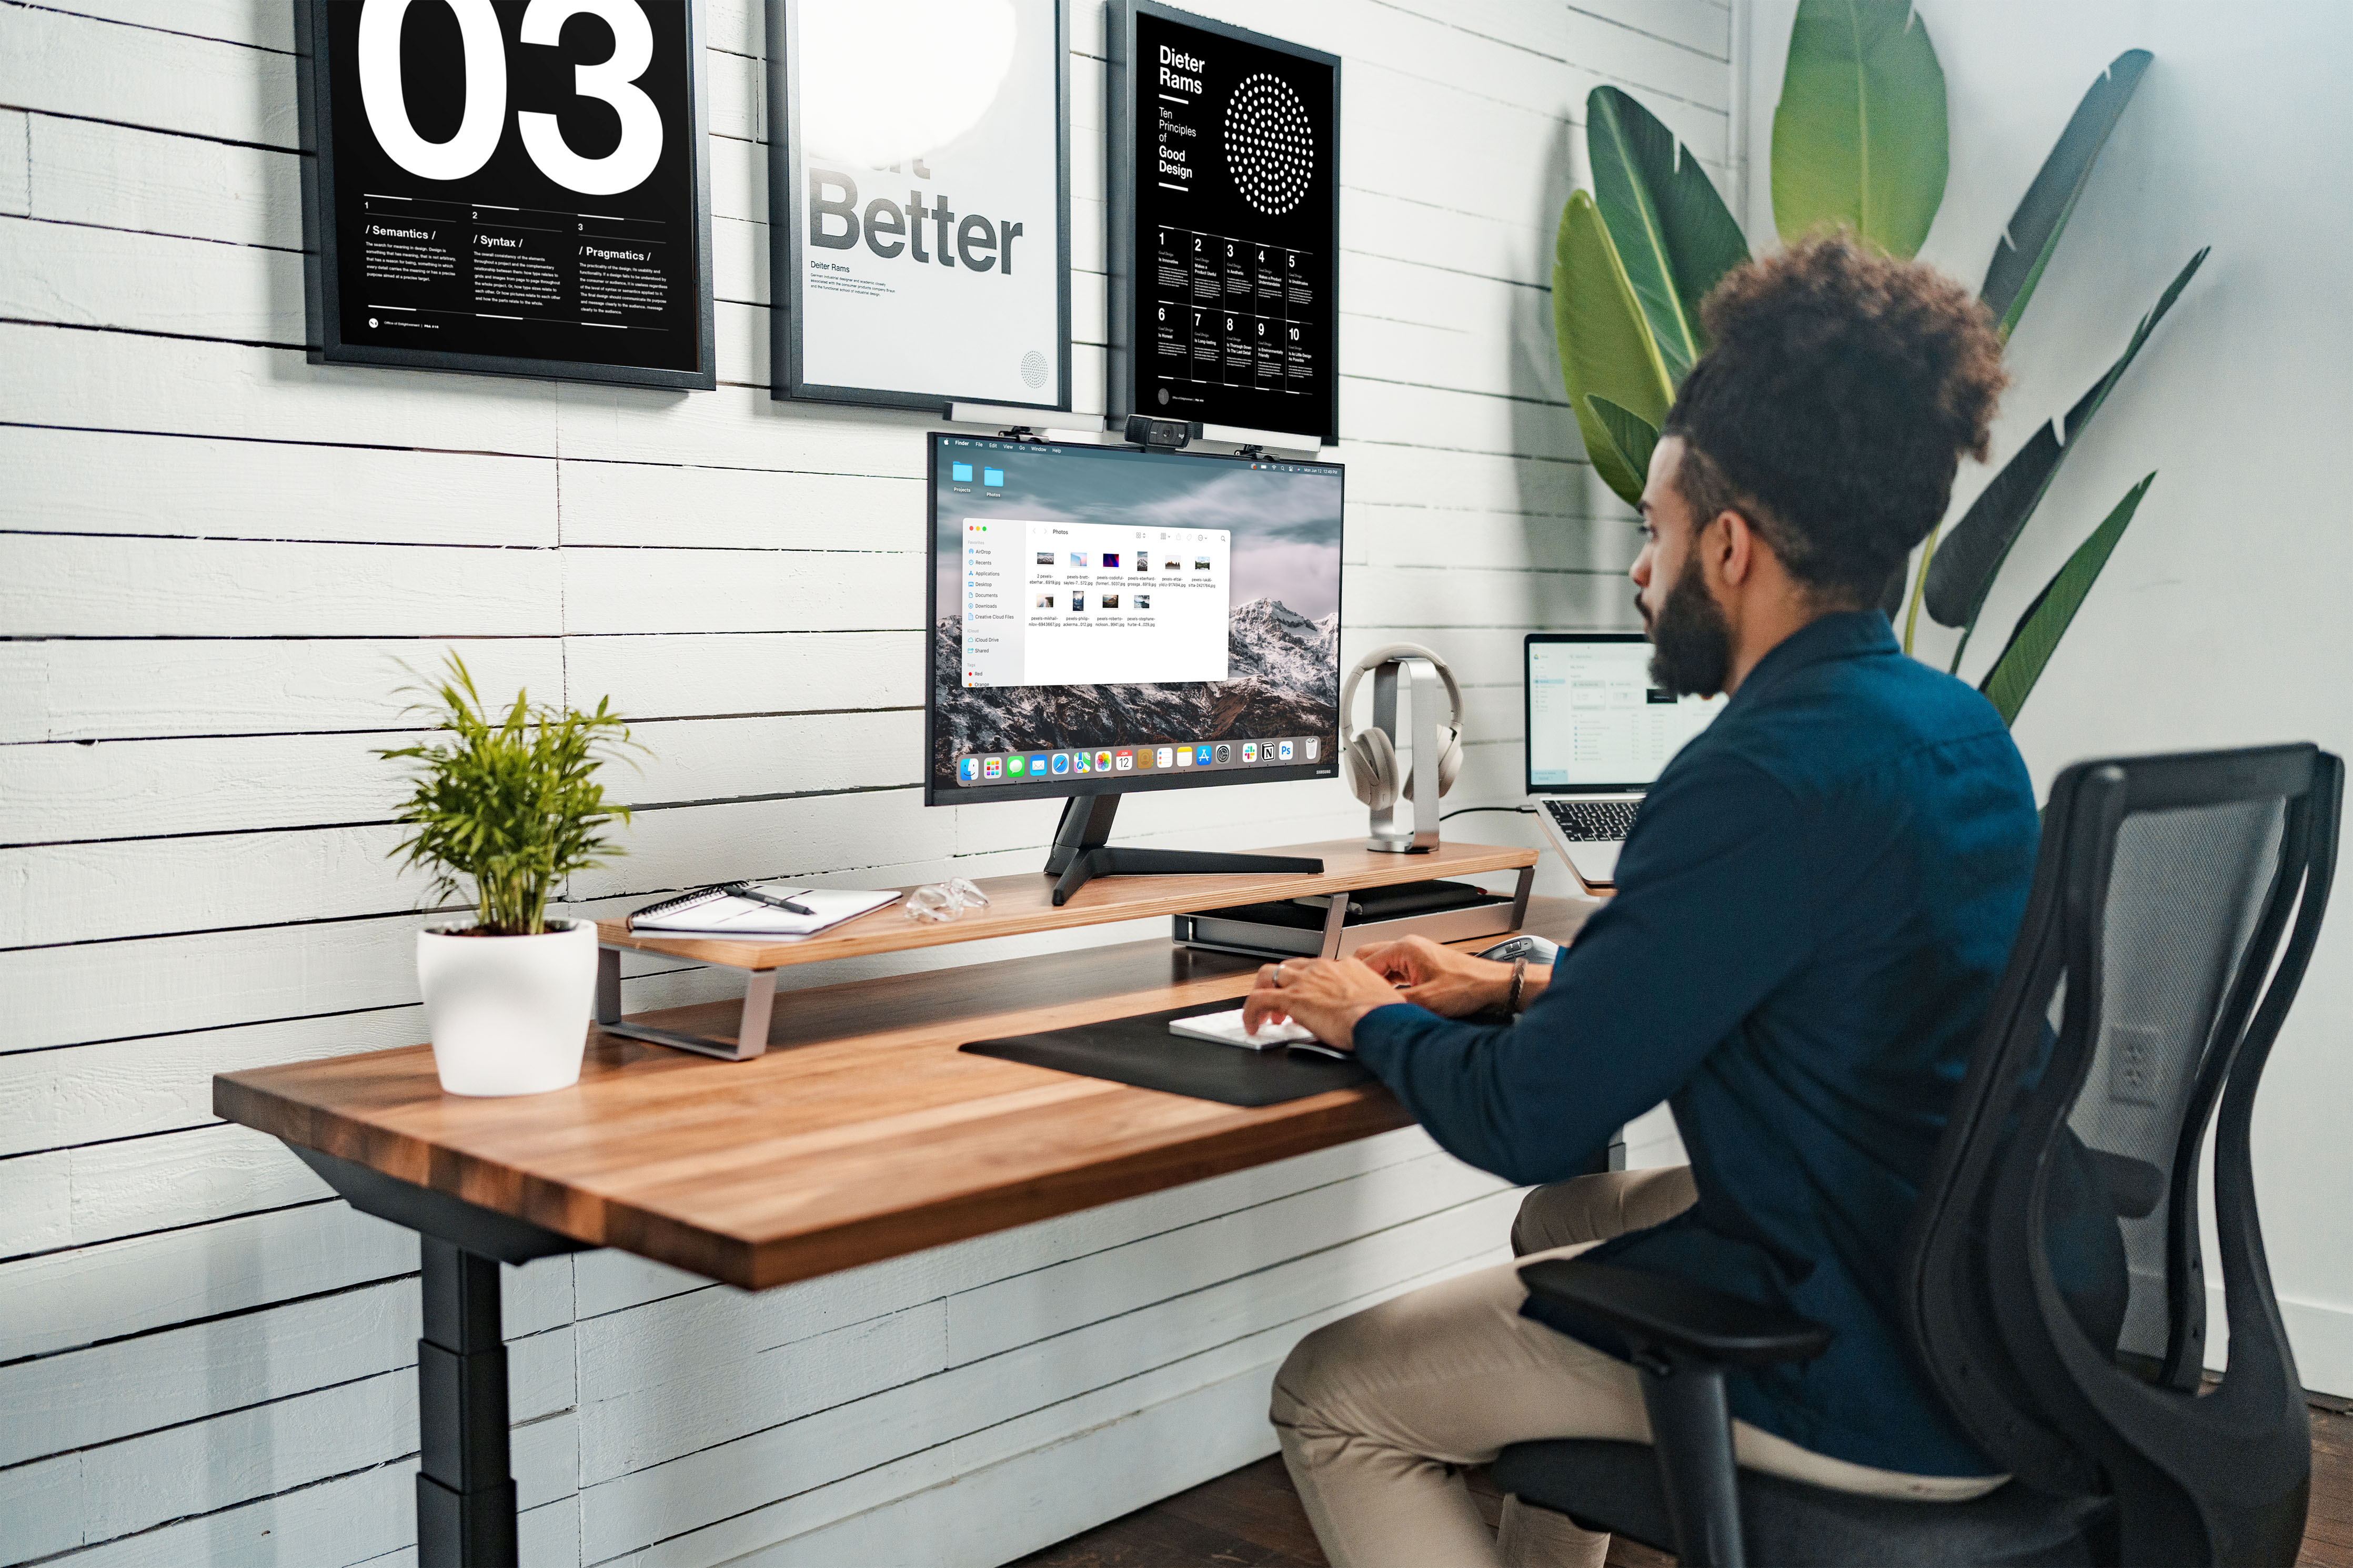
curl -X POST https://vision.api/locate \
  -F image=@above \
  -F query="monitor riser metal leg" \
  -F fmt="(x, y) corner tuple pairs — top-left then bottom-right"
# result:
(1318, 894), (1351, 958)
(595, 945), (775, 1060)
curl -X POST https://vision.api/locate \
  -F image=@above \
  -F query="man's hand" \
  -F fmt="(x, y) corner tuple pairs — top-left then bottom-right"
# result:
(1239, 955), (1407, 1052)
(1351, 935), (1552, 1017)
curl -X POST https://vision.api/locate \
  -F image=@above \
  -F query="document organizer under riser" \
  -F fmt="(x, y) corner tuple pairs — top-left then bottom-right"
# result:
(593, 841), (1538, 1060)
(1174, 879), (1524, 962)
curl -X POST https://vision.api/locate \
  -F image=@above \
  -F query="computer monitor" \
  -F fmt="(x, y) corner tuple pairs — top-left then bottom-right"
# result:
(927, 432), (1345, 900)
(928, 433), (1344, 798)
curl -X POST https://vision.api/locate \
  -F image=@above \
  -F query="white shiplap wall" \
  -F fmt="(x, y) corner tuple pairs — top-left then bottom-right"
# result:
(0, 1), (1729, 1562)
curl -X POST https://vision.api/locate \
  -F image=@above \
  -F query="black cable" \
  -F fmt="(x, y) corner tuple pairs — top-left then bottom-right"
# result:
(1439, 805), (1536, 822)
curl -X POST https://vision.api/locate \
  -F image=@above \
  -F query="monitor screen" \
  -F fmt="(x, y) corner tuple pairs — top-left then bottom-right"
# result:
(1524, 635), (1725, 793)
(928, 434), (1344, 802)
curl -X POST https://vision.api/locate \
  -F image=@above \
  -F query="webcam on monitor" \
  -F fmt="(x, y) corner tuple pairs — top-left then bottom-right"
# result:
(1121, 414), (1202, 450)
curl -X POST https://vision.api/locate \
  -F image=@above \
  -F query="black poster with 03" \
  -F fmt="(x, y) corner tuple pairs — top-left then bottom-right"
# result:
(299, 0), (715, 389)
(1109, 1), (1339, 446)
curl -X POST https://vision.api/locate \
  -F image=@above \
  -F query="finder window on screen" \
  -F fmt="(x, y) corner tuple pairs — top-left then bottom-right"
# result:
(960, 520), (1231, 687)
(1527, 641), (1724, 787)
(932, 437), (1342, 793)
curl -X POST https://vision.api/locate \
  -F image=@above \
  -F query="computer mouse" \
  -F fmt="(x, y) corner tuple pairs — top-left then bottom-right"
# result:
(1473, 933), (1560, 965)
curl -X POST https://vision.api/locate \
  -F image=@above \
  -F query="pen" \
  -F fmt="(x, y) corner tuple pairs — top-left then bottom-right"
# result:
(727, 882), (816, 917)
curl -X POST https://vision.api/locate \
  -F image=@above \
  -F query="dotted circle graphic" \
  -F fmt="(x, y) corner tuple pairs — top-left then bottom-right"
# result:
(1224, 73), (1314, 216)
(1021, 349), (1049, 389)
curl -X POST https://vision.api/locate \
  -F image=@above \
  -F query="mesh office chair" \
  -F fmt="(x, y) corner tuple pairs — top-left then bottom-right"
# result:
(1492, 744), (2342, 1567)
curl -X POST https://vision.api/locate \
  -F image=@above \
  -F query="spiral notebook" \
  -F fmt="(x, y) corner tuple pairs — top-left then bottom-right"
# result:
(626, 882), (901, 937)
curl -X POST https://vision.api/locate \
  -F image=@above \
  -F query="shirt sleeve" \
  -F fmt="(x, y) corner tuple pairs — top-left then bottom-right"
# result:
(1351, 752), (1813, 1186)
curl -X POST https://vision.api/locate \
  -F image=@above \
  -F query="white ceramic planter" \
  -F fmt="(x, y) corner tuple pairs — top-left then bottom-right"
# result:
(417, 919), (597, 1096)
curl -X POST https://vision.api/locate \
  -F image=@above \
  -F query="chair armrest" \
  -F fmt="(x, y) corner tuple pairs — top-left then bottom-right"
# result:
(1517, 1258), (1833, 1367)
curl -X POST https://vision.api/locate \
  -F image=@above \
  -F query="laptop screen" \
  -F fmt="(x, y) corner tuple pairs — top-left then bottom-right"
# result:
(1525, 634), (1726, 793)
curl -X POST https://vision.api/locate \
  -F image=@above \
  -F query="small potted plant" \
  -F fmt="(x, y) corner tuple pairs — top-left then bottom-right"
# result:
(380, 655), (641, 1096)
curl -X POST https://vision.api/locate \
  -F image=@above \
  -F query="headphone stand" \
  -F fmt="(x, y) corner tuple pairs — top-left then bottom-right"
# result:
(1364, 656), (1444, 853)
(1043, 794), (1325, 907)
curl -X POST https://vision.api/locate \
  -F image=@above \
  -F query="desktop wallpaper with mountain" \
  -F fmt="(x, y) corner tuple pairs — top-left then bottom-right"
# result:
(928, 443), (1343, 790)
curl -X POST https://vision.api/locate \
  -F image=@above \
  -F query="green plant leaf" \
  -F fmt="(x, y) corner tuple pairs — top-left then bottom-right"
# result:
(378, 651), (645, 935)
(1898, 523), (1942, 652)
(1587, 85), (1752, 385)
(1587, 396), (1661, 483)
(1771, 0), (1949, 257)
(1981, 49), (2153, 339)
(1924, 247), (2206, 656)
(1979, 473), (2154, 725)
(1554, 189), (1675, 507)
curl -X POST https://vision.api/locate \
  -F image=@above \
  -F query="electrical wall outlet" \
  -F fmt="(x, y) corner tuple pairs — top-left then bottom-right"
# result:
(2108, 1023), (2163, 1107)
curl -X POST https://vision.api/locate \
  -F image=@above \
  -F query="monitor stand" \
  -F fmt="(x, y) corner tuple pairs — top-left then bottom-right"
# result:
(1043, 794), (1325, 906)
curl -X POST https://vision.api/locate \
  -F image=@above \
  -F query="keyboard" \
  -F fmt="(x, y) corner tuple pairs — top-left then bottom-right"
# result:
(1169, 1008), (1349, 1058)
(1543, 797), (1641, 842)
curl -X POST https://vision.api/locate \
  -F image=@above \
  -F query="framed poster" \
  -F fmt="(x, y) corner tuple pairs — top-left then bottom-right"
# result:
(770, 0), (1070, 412)
(1108, 1), (1340, 446)
(298, 0), (716, 389)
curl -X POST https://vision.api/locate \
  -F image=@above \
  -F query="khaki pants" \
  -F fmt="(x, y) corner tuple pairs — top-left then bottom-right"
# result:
(1271, 1167), (2000, 1568)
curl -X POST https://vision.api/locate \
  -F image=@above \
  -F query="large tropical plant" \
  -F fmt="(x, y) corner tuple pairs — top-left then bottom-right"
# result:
(1552, 0), (2200, 725)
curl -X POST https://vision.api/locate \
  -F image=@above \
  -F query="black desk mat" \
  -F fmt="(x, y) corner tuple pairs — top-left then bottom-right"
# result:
(961, 1002), (1376, 1107)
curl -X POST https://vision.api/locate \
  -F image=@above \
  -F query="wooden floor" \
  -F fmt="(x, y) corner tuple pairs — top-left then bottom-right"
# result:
(1012, 1402), (2353, 1567)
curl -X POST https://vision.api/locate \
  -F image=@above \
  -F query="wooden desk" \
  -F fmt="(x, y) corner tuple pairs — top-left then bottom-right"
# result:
(216, 863), (1582, 1567)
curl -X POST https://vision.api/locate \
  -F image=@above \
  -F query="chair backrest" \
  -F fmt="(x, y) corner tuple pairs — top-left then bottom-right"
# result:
(1902, 745), (2340, 1568)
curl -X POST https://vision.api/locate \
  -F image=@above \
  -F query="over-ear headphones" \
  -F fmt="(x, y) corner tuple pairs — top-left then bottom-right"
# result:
(1339, 643), (1465, 810)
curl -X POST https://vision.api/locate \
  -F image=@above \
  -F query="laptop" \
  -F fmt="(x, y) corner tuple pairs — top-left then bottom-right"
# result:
(1524, 633), (1725, 892)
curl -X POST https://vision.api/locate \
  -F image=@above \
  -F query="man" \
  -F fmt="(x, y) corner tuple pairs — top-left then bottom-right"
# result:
(1243, 237), (2027, 1568)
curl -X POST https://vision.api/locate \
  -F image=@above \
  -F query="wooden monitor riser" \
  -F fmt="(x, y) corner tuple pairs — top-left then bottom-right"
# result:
(594, 838), (1540, 1059)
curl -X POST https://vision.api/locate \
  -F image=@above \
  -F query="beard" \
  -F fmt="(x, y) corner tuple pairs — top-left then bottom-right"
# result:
(1640, 548), (1734, 698)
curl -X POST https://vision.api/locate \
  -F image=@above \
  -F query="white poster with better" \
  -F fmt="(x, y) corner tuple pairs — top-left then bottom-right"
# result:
(776, 0), (1069, 411)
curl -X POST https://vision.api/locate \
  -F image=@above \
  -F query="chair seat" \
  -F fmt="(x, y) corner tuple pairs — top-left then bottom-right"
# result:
(1491, 1440), (2113, 1567)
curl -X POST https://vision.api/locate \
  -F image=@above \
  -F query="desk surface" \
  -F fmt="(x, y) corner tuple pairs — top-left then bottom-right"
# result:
(216, 898), (1591, 1291)
(597, 837), (1540, 972)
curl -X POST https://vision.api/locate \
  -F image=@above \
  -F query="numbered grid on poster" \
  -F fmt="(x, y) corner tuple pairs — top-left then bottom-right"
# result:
(1148, 227), (1318, 397)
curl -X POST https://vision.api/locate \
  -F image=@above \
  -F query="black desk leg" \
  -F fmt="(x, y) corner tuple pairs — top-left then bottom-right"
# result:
(284, 1147), (588, 1567)
(416, 1238), (518, 1567)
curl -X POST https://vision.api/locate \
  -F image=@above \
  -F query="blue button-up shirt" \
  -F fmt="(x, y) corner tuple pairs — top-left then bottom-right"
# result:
(1352, 611), (2039, 1475)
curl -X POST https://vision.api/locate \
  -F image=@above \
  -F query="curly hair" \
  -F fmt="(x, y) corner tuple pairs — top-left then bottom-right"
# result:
(1663, 236), (2008, 605)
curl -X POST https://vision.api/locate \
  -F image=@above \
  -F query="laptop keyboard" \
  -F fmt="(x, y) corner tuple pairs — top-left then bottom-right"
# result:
(1543, 798), (1640, 842)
